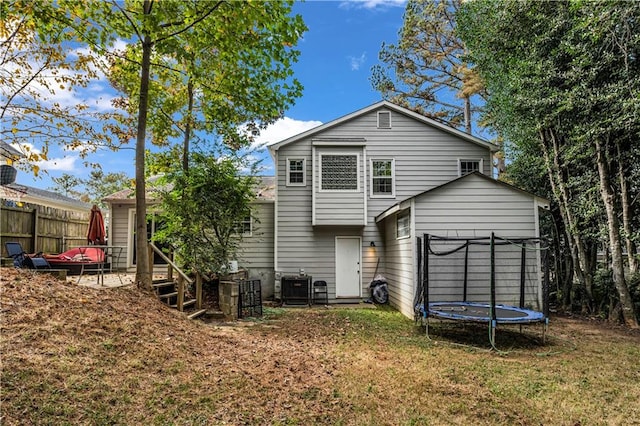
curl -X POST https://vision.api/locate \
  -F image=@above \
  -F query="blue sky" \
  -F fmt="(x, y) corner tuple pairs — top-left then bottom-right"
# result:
(15, 0), (407, 192)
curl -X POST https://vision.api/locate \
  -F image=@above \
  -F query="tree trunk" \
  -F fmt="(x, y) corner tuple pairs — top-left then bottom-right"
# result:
(557, 214), (574, 310)
(181, 78), (194, 172)
(549, 204), (572, 310)
(463, 95), (472, 134)
(616, 140), (638, 273)
(539, 128), (594, 310)
(595, 137), (638, 328)
(134, 1), (153, 291)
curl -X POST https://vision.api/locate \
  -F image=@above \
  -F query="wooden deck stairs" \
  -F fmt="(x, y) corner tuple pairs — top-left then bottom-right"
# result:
(149, 243), (206, 320)
(152, 278), (206, 319)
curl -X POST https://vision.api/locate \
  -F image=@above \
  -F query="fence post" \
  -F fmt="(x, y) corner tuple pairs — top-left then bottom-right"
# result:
(177, 276), (185, 312)
(148, 244), (154, 277)
(32, 208), (39, 252)
(167, 249), (173, 280)
(195, 272), (203, 310)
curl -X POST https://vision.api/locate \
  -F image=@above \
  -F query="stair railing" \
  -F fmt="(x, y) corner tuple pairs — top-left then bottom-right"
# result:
(148, 243), (201, 312)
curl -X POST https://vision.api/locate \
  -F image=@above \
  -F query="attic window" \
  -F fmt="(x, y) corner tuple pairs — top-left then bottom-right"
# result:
(458, 159), (483, 176)
(377, 111), (391, 129)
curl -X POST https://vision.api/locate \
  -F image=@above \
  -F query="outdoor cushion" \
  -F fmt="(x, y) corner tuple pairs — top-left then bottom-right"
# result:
(44, 247), (105, 263)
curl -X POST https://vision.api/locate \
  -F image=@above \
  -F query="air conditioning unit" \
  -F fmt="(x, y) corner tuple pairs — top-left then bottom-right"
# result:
(281, 276), (311, 305)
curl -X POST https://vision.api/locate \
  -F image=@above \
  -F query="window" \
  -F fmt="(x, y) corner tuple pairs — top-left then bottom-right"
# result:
(287, 158), (305, 186)
(459, 159), (482, 176)
(321, 154), (358, 191)
(234, 216), (252, 236)
(397, 211), (410, 239)
(377, 111), (391, 129)
(371, 159), (395, 198)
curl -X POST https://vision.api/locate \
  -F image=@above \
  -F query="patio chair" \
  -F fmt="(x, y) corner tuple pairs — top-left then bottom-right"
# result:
(4, 242), (51, 269)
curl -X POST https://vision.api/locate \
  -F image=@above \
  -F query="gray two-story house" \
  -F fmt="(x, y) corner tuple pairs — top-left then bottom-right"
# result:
(104, 100), (548, 319)
(268, 101), (549, 318)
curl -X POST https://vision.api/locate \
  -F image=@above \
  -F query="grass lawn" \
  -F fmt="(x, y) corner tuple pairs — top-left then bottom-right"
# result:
(1, 268), (639, 425)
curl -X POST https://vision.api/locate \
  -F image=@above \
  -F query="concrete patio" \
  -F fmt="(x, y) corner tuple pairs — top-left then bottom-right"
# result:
(73, 272), (137, 289)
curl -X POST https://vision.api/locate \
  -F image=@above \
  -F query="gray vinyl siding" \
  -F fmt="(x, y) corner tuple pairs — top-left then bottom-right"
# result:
(275, 107), (491, 302)
(413, 175), (537, 235)
(106, 202), (133, 271)
(315, 192), (365, 226)
(318, 109), (492, 206)
(412, 174), (542, 312)
(383, 210), (415, 318)
(237, 201), (275, 297)
(314, 147), (365, 226)
(276, 138), (321, 283)
(237, 202), (274, 268)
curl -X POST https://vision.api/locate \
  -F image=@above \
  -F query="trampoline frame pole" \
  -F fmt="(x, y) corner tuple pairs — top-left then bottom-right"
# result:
(520, 242), (526, 309)
(490, 233), (496, 321)
(490, 232), (497, 347)
(415, 236), (422, 324)
(423, 234), (430, 336)
(463, 243), (469, 302)
(543, 240), (550, 318)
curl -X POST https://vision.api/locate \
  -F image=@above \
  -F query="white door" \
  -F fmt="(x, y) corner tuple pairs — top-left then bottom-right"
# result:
(335, 237), (361, 298)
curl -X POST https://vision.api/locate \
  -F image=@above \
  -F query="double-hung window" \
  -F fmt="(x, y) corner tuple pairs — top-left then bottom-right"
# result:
(370, 159), (395, 198)
(234, 216), (252, 237)
(287, 158), (306, 186)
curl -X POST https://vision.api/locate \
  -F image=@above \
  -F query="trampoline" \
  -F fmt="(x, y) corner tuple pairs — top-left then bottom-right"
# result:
(414, 233), (550, 350)
(417, 301), (546, 324)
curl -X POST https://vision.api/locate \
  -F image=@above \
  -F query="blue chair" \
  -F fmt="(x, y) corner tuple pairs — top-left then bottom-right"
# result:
(5, 242), (50, 269)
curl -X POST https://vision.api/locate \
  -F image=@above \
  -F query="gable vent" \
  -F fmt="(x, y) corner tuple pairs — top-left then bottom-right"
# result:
(377, 111), (391, 129)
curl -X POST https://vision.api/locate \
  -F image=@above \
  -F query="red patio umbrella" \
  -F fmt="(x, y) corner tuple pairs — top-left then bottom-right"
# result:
(87, 204), (106, 245)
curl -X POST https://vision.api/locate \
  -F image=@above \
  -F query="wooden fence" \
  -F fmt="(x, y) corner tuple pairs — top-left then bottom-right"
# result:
(1, 204), (90, 257)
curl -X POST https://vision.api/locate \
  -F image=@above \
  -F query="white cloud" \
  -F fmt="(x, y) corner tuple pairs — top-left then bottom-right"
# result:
(35, 156), (78, 172)
(349, 52), (367, 71)
(12, 142), (78, 172)
(238, 153), (271, 175)
(4, 38), (129, 115)
(339, 0), (406, 10)
(250, 117), (323, 149)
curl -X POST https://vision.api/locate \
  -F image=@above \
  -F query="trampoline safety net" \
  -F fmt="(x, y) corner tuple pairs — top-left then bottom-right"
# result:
(414, 233), (550, 321)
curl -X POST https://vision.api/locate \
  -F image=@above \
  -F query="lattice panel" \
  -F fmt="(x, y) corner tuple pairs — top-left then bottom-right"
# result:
(321, 155), (357, 190)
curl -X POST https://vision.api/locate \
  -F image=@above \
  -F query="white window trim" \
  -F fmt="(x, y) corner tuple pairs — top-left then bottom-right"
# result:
(370, 158), (396, 199)
(457, 158), (484, 176)
(240, 216), (253, 237)
(396, 210), (411, 240)
(319, 152), (360, 193)
(377, 110), (392, 129)
(286, 158), (306, 186)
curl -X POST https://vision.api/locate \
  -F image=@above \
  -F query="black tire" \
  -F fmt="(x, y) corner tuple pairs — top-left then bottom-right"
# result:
(372, 284), (389, 304)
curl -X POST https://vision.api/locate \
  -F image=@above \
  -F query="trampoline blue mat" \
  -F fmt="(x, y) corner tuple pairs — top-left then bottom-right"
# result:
(416, 301), (546, 324)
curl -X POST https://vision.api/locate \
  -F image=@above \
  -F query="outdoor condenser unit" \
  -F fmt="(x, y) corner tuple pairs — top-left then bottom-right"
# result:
(281, 276), (311, 305)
